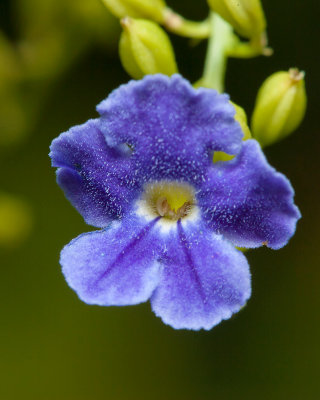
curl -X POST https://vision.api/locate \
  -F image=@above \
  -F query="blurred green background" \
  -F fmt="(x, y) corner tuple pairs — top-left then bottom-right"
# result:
(0, 0), (319, 399)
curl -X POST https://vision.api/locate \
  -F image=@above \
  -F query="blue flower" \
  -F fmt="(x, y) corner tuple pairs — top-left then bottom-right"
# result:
(50, 74), (300, 330)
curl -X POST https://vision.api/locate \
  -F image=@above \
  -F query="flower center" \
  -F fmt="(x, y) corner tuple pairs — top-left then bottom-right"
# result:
(143, 181), (195, 220)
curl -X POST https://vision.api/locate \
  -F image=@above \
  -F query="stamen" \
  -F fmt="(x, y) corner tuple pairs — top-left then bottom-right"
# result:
(156, 197), (170, 217)
(156, 196), (192, 220)
(176, 201), (191, 219)
(142, 181), (196, 221)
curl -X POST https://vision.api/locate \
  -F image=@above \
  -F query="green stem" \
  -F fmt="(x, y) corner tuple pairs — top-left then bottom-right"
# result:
(163, 9), (211, 39)
(202, 13), (234, 92)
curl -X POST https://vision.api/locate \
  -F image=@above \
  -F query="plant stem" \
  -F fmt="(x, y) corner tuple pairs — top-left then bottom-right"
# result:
(202, 12), (234, 92)
(163, 9), (211, 39)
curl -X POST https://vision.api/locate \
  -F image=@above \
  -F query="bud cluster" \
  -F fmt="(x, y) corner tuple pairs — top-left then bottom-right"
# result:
(100, 0), (307, 148)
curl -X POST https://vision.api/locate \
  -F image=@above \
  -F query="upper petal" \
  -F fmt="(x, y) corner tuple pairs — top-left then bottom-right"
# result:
(60, 214), (162, 306)
(151, 221), (251, 330)
(50, 119), (140, 227)
(97, 74), (243, 186)
(198, 140), (301, 249)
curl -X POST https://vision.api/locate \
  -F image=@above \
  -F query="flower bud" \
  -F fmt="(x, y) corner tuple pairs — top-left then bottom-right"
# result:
(214, 102), (251, 162)
(207, 0), (266, 39)
(119, 18), (178, 79)
(102, 0), (166, 23)
(251, 68), (307, 147)
(233, 102), (252, 141)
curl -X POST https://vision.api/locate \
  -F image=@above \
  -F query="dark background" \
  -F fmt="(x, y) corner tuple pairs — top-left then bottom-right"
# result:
(0, 0), (319, 399)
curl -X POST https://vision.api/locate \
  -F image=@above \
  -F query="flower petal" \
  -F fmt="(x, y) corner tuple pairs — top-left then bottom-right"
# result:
(50, 119), (140, 227)
(151, 221), (251, 330)
(97, 74), (243, 186)
(199, 140), (301, 249)
(60, 215), (162, 306)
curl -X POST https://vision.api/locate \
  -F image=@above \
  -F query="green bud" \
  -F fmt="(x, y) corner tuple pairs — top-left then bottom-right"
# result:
(102, 0), (166, 23)
(233, 102), (252, 141)
(119, 17), (178, 79)
(251, 68), (307, 147)
(213, 102), (251, 162)
(207, 0), (266, 39)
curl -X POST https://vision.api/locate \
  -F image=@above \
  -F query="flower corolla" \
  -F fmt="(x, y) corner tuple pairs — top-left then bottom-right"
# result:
(50, 75), (300, 330)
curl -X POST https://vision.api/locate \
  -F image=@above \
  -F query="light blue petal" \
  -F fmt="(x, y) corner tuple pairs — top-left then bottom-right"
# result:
(60, 215), (161, 306)
(151, 221), (251, 330)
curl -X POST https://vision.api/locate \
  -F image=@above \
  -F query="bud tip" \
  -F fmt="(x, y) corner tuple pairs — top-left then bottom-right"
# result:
(289, 68), (305, 83)
(120, 17), (132, 29)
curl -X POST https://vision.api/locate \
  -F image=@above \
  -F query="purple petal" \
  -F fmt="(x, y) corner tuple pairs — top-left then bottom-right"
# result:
(97, 74), (243, 186)
(199, 140), (301, 249)
(151, 221), (251, 330)
(50, 119), (140, 227)
(60, 215), (162, 306)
